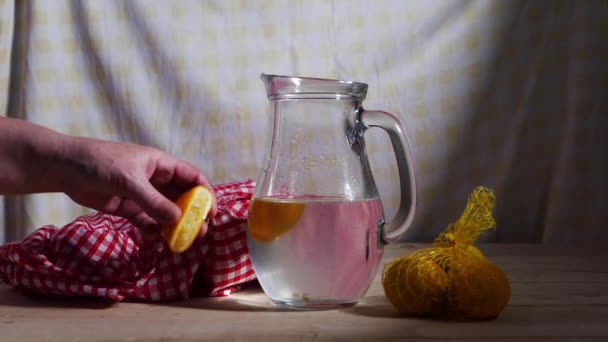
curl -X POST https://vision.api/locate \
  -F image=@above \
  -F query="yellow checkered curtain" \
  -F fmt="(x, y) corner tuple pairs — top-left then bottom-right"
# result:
(2, 1), (607, 243)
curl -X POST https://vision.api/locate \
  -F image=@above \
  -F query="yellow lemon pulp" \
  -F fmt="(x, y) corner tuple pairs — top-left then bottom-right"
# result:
(247, 198), (305, 242)
(162, 186), (213, 253)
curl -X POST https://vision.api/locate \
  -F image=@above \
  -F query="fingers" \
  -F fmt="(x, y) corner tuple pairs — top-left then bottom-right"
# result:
(122, 154), (216, 229)
(199, 221), (209, 238)
(127, 179), (182, 225)
(153, 156), (218, 218)
(69, 191), (164, 239)
(101, 197), (163, 238)
(149, 162), (176, 190)
(129, 211), (161, 241)
(161, 158), (213, 190)
(65, 140), (217, 238)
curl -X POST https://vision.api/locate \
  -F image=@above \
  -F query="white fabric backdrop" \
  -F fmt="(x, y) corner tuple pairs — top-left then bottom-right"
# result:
(1, 0), (607, 243)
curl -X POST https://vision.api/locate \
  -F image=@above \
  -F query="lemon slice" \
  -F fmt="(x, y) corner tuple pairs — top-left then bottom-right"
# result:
(162, 186), (213, 253)
(247, 198), (304, 242)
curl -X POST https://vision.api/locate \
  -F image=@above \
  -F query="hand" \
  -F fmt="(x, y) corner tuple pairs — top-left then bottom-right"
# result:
(0, 117), (215, 237)
(57, 137), (217, 236)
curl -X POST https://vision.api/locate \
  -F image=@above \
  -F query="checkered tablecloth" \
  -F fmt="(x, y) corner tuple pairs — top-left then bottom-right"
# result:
(0, 180), (257, 301)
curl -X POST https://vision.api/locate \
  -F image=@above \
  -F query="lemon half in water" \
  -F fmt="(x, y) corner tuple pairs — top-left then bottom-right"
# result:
(247, 198), (305, 242)
(162, 186), (213, 253)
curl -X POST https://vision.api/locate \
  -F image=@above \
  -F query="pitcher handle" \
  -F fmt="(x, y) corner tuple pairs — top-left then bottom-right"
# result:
(360, 110), (417, 244)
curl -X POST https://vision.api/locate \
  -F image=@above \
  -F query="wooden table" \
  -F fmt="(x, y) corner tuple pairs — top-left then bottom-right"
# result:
(1, 243), (607, 341)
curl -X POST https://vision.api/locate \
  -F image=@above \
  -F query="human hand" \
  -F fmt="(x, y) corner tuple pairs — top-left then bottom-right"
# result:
(56, 137), (217, 237)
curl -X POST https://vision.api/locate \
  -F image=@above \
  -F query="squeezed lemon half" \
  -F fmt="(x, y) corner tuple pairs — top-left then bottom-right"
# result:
(162, 186), (213, 253)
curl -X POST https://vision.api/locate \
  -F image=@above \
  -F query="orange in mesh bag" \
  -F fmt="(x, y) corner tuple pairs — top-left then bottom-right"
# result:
(382, 186), (510, 320)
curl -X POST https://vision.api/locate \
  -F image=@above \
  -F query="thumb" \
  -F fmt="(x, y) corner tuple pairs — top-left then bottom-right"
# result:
(128, 180), (182, 225)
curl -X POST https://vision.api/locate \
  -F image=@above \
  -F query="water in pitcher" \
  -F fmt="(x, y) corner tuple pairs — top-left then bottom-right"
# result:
(247, 197), (385, 308)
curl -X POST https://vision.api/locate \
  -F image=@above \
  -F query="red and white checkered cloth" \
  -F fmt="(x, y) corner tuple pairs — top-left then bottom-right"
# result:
(0, 180), (257, 301)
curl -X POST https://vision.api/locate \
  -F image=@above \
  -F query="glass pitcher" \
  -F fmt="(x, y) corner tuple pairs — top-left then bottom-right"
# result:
(247, 74), (417, 309)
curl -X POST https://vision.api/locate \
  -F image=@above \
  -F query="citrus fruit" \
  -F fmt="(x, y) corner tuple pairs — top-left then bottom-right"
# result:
(162, 185), (213, 253)
(447, 256), (511, 320)
(382, 252), (449, 317)
(247, 198), (305, 242)
(381, 186), (511, 320)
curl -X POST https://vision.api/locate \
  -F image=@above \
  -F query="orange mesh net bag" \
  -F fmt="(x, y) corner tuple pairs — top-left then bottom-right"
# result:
(382, 186), (510, 320)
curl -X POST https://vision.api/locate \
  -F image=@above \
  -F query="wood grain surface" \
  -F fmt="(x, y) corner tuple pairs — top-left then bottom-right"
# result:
(1, 243), (607, 341)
